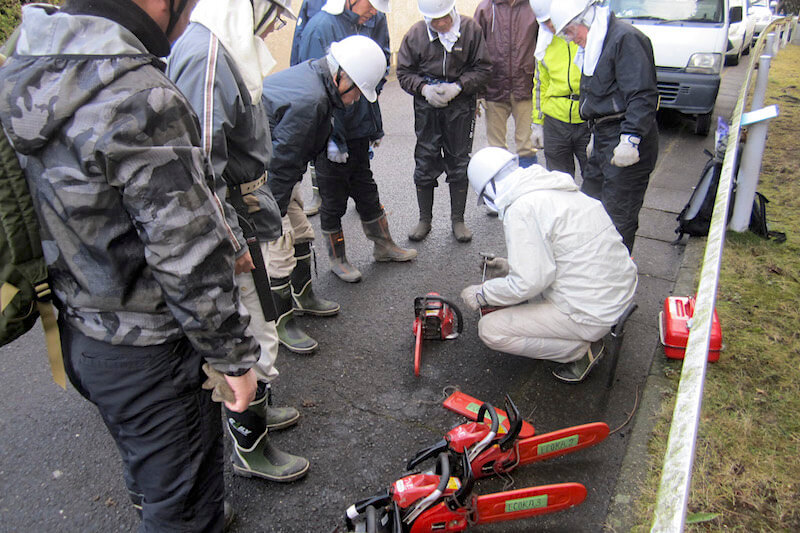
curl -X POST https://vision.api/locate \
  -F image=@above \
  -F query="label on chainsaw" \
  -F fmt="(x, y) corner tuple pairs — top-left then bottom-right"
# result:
(465, 402), (508, 434)
(537, 435), (579, 455)
(504, 495), (548, 513)
(446, 477), (461, 491)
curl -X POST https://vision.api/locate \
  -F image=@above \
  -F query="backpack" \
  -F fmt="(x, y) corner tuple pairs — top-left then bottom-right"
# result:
(0, 37), (65, 388)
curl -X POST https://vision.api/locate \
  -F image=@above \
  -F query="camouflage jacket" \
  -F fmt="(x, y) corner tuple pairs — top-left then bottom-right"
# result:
(0, 5), (259, 375)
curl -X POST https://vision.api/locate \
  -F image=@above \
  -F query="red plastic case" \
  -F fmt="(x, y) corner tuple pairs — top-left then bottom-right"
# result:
(659, 296), (722, 362)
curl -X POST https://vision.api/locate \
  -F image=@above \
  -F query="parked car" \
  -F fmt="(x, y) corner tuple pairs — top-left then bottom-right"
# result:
(726, 0), (755, 65)
(749, 0), (775, 43)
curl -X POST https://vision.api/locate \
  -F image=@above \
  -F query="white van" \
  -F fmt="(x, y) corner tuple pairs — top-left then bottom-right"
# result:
(608, 0), (742, 135)
(726, 0), (755, 65)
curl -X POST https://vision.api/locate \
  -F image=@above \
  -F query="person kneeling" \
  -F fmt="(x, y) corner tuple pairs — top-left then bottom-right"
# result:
(461, 147), (637, 383)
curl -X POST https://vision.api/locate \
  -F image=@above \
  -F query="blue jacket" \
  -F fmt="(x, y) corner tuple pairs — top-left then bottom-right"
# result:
(289, 0), (325, 66)
(297, 10), (389, 146)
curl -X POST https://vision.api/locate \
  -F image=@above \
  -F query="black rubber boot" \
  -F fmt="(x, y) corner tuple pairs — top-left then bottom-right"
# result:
(322, 229), (362, 283)
(449, 183), (473, 242)
(291, 241), (340, 316)
(224, 394), (309, 483)
(408, 185), (434, 241)
(362, 213), (418, 262)
(303, 165), (321, 216)
(271, 276), (318, 354)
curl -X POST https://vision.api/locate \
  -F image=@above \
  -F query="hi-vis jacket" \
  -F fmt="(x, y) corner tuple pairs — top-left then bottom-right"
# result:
(532, 36), (584, 125)
(481, 165), (637, 327)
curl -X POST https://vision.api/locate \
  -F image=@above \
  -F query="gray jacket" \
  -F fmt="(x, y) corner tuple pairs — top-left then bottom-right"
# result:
(0, 5), (258, 375)
(168, 22), (282, 242)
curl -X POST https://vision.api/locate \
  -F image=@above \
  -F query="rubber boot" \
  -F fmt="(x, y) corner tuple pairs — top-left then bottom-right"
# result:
(291, 241), (340, 316)
(303, 164), (321, 216)
(259, 382), (300, 431)
(224, 395), (309, 482)
(449, 183), (473, 242)
(131, 493), (236, 531)
(322, 229), (362, 283)
(271, 276), (318, 354)
(408, 185), (434, 241)
(362, 213), (418, 262)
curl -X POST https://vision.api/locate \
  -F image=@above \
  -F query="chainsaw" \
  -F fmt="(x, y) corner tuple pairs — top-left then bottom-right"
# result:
(333, 408), (588, 533)
(412, 292), (463, 377)
(406, 392), (609, 481)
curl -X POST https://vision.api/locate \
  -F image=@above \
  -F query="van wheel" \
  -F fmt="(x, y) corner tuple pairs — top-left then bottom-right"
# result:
(725, 48), (741, 66)
(694, 112), (712, 136)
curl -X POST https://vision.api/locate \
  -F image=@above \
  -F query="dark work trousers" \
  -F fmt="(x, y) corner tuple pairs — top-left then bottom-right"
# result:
(412, 95), (476, 187)
(60, 319), (225, 533)
(581, 119), (659, 253)
(542, 114), (591, 179)
(315, 136), (384, 233)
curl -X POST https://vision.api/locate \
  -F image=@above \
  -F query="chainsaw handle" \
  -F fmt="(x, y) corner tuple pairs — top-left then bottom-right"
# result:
(435, 297), (464, 336)
(450, 451), (475, 509)
(413, 295), (464, 337)
(476, 402), (500, 435)
(403, 452), (451, 525)
(406, 438), (448, 471)
(497, 394), (523, 451)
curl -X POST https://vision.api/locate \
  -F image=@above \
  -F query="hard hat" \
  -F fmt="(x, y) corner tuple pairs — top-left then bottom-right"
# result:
(329, 36), (387, 103)
(467, 147), (519, 208)
(369, 0), (391, 13)
(417, 0), (456, 19)
(529, 0), (551, 22)
(550, 0), (593, 36)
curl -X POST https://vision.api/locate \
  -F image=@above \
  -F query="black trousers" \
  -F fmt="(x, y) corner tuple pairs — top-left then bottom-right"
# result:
(542, 114), (591, 179)
(61, 320), (225, 532)
(581, 119), (659, 252)
(412, 95), (476, 187)
(315, 136), (384, 233)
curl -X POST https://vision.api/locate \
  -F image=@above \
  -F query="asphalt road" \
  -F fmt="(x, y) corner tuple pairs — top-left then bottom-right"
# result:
(0, 60), (749, 533)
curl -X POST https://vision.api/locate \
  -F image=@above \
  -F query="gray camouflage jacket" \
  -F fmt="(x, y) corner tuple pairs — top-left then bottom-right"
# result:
(167, 22), (281, 243)
(0, 5), (259, 375)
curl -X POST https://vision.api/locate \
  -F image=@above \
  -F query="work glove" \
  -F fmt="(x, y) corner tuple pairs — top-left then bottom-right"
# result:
(327, 139), (349, 164)
(530, 123), (544, 149)
(485, 257), (509, 279)
(610, 133), (641, 167)
(201, 363), (236, 404)
(438, 82), (462, 104)
(421, 83), (449, 108)
(586, 133), (594, 159)
(460, 284), (485, 312)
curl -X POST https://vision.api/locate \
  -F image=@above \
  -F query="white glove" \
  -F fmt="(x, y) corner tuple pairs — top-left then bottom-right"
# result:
(460, 284), (485, 312)
(586, 133), (594, 159)
(421, 84), (449, 108)
(485, 257), (509, 279)
(610, 134), (640, 167)
(530, 123), (544, 149)
(438, 82), (462, 104)
(327, 139), (349, 164)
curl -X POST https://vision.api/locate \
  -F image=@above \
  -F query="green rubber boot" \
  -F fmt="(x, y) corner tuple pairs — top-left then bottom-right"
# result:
(257, 382), (300, 431)
(291, 241), (340, 316)
(271, 277), (318, 354)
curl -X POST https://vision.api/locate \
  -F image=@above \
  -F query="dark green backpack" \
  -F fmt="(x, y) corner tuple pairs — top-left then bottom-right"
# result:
(0, 36), (65, 388)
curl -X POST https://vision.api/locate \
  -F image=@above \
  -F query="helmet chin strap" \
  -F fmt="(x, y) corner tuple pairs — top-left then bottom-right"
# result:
(166, 0), (190, 37)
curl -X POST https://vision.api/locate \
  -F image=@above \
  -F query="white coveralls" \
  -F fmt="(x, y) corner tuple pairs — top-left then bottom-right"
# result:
(478, 165), (637, 362)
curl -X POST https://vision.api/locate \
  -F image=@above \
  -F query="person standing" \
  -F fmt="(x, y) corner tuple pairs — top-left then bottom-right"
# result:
(530, 0), (592, 180)
(0, 0), (259, 528)
(168, 0), (310, 483)
(397, 0), (492, 243)
(550, 0), (659, 253)
(297, 0), (418, 284)
(473, 0), (539, 169)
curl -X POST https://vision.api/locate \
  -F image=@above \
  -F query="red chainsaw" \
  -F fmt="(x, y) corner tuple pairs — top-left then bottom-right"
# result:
(412, 292), (463, 377)
(406, 392), (609, 481)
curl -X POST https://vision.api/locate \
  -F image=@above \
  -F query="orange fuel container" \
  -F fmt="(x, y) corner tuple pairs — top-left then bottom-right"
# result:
(659, 296), (722, 362)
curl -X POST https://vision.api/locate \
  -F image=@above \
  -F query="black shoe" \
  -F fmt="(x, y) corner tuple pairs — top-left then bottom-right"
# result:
(552, 340), (606, 383)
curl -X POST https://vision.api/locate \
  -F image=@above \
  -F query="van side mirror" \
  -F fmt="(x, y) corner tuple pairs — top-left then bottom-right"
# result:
(730, 6), (743, 23)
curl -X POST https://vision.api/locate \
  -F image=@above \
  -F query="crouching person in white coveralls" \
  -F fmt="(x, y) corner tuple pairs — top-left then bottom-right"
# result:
(461, 147), (637, 383)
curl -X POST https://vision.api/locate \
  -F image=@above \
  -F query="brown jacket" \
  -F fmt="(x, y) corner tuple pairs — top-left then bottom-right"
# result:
(396, 15), (492, 98)
(473, 0), (538, 102)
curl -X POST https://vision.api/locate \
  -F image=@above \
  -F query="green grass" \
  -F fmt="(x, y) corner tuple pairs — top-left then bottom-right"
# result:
(630, 45), (800, 531)
(0, 0), (21, 45)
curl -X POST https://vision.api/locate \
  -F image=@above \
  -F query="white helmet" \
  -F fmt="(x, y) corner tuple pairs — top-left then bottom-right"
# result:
(329, 36), (387, 103)
(369, 0), (391, 13)
(418, 0), (456, 19)
(529, 0), (551, 22)
(550, 0), (593, 36)
(467, 147), (519, 210)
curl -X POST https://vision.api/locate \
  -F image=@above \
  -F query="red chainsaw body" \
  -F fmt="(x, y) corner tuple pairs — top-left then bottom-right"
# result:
(391, 473), (460, 509)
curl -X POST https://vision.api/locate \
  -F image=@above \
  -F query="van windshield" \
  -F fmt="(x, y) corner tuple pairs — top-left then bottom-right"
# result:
(609, 0), (725, 24)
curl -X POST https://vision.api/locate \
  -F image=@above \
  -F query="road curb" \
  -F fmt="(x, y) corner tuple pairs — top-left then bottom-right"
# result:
(605, 237), (706, 532)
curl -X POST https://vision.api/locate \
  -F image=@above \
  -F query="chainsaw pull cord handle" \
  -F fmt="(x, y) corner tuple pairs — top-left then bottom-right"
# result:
(498, 394), (523, 451)
(403, 452), (451, 525)
(469, 403), (499, 463)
